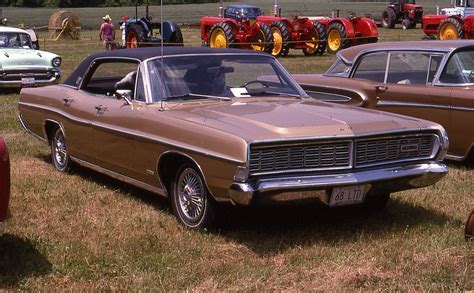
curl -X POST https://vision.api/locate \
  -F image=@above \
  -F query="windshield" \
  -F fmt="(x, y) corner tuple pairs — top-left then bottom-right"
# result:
(0, 32), (32, 49)
(324, 59), (351, 77)
(147, 54), (306, 102)
(439, 49), (474, 85)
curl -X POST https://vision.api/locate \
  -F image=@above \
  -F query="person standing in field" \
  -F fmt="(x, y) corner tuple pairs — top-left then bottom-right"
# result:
(99, 15), (116, 50)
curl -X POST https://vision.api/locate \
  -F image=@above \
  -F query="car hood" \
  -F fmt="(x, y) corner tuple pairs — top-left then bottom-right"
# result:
(162, 98), (429, 142)
(0, 48), (58, 69)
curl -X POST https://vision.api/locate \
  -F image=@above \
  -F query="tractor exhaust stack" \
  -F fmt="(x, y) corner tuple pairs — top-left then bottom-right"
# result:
(273, 0), (280, 17)
(219, 0), (224, 18)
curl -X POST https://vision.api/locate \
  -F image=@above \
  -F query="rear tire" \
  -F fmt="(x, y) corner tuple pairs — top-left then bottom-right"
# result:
(208, 22), (235, 48)
(168, 25), (184, 46)
(438, 17), (464, 40)
(250, 22), (274, 54)
(170, 164), (216, 230)
(51, 128), (72, 173)
(382, 8), (396, 29)
(126, 23), (146, 48)
(303, 21), (327, 56)
(270, 20), (291, 57)
(326, 22), (351, 54)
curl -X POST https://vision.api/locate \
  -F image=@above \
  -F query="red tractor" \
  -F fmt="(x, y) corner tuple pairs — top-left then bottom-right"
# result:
(423, 0), (474, 40)
(255, 5), (326, 57)
(309, 10), (379, 54)
(200, 3), (273, 54)
(381, 0), (424, 29)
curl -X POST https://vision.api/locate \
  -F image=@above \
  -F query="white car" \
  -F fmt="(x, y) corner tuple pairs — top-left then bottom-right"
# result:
(0, 26), (61, 87)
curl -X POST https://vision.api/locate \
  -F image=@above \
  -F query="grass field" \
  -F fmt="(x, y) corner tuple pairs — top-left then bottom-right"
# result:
(0, 19), (473, 291)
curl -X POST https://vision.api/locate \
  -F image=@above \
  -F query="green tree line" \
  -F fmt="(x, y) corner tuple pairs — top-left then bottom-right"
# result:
(2, 0), (221, 7)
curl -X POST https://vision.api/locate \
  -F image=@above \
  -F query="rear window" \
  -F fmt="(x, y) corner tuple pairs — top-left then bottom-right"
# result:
(325, 59), (351, 77)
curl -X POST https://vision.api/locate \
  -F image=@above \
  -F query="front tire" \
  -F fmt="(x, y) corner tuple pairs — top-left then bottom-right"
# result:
(438, 17), (464, 40)
(126, 23), (146, 48)
(270, 20), (291, 57)
(382, 8), (396, 29)
(326, 22), (351, 54)
(208, 22), (235, 48)
(51, 128), (72, 173)
(170, 164), (216, 230)
(250, 22), (274, 54)
(303, 21), (327, 56)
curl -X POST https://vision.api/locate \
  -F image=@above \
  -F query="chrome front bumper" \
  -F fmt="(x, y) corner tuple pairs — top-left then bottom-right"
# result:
(0, 71), (60, 87)
(229, 162), (448, 205)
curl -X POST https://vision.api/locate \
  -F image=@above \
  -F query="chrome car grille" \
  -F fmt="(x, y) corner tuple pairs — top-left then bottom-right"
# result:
(0, 69), (56, 82)
(248, 133), (438, 177)
(249, 141), (352, 176)
(355, 134), (434, 167)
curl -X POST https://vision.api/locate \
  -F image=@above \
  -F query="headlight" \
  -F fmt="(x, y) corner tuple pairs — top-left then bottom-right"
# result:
(52, 57), (61, 67)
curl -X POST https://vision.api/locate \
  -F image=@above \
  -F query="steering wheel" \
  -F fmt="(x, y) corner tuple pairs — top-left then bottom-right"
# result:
(240, 80), (270, 88)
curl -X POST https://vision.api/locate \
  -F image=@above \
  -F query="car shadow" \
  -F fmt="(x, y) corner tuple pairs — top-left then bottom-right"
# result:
(0, 234), (52, 288)
(213, 199), (461, 256)
(0, 89), (20, 95)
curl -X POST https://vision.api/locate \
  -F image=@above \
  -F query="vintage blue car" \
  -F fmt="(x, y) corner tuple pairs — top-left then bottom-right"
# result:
(0, 26), (61, 88)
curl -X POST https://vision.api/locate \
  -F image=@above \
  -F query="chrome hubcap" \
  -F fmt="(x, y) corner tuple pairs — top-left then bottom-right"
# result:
(54, 133), (67, 167)
(177, 168), (205, 222)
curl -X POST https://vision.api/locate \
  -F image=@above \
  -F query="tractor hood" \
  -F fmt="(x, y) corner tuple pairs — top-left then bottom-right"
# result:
(404, 4), (423, 10)
(0, 48), (59, 70)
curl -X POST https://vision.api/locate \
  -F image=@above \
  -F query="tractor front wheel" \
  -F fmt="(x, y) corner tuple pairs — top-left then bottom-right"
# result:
(270, 21), (291, 57)
(303, 21), (327, 56)
(401, 19), (412, 30)
(126, 23), (146, 48)
(326, 22), (351, 54)
(438, 18), (464, 40)
(249, 22), (274, 54)
(382, 8), (396, 29)
(209, 22), (235, 48)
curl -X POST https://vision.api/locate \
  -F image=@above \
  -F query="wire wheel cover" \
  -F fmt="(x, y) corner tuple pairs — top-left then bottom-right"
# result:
(53, 132), (68, 168)
(177, 168), (206, 222)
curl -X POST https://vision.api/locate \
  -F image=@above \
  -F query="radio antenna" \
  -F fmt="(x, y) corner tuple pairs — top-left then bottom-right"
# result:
(159, 0), (165, 111)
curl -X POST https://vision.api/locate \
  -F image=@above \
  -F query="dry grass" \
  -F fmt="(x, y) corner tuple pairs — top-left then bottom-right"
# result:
(0, 26), (473, 290)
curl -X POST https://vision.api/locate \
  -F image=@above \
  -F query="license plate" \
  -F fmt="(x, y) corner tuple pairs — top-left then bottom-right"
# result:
(329, 185), (366, 207)
(21, 77), (35, 87)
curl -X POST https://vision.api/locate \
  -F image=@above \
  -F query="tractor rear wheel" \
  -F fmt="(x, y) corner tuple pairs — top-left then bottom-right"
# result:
(326, 22), (351, 54)
(270, 21), (291, 57)
(208, 22), (234, 48)
(303, 21), (327, 56)
(438, 18), (464, 40)
(382, 8), (396, 29)
(126, 23), (146, 48)
(249, 22), (274, 54)
(168, 25), (184, 46)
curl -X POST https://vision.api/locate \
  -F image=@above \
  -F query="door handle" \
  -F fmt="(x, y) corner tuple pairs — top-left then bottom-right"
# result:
(95, 105), (107, 113)
(375, 85), (389, 92)
(62, 96), (73, 105)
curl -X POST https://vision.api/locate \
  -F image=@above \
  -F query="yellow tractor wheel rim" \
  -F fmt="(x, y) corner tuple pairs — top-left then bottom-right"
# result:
(210, 28), (227, 48)
(440, 23), (458, 40)
(271, 27), (283, 56)
(305, 28), (319, 53)
(250, 29), (266, 51)
(328, 29), (342, 52)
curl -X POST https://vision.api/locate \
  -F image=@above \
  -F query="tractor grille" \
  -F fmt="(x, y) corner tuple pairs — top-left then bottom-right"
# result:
(249, 140), (352, 176)
(355, 134), (435, 167)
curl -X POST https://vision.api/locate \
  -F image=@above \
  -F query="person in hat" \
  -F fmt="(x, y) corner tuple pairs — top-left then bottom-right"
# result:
(119, 15), (130, 48)
(99, 15), (116, 50)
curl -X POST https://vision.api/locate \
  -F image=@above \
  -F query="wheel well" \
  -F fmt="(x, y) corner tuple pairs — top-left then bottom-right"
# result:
(157, 152), (201, 196)
(44, 120), (60, 145)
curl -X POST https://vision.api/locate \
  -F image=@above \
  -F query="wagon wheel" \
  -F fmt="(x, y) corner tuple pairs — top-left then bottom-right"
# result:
(326, 22), (351, 54)
(126, 23), (146, 48)
(382, 8), (396, 29)
(249, 22), (273, 54)
(208, 22), (234, 48)
(438, 18), (464, 40)
(270, 20), (291, 57)
(303, 21), (327, 56)
(170, 164), (216, 230)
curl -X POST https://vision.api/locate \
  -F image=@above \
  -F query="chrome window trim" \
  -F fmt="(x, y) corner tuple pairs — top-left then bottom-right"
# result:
(378, 100), (474, 112)
(304, 90), (351, 102)
(18, 101), (244, 164)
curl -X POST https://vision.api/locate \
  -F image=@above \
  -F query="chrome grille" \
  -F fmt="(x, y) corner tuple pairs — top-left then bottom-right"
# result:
(249, 141), (351, 176)
(1, 70), (54, 82)
(355, 134), (435, 167)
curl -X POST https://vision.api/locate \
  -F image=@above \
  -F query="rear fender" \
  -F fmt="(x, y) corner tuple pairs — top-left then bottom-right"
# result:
(161, 21), (181, 42)
(422, 14), (448, 34)
(351, 18), (379, 39)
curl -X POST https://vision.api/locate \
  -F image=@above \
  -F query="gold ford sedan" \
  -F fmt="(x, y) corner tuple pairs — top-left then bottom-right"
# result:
(19, 47), (448, 229)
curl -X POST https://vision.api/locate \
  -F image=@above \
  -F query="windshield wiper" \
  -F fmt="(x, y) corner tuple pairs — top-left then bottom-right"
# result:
(165, 93), (231, 101)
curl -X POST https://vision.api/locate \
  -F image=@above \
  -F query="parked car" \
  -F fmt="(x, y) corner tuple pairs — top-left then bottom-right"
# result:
(0, 136), (10, 235)
(19, 47), (448, 229)
(292, 40), (474, 162)
(0, 26), (61, 88)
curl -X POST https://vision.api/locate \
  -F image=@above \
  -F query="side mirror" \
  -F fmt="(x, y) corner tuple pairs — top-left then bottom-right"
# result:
(116, 89), (133, 105)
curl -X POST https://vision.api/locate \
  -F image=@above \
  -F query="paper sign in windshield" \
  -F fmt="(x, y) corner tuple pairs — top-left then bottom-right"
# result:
(230, 88), (251, 98)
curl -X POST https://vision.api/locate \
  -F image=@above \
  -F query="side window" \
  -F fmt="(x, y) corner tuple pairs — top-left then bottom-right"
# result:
(439, 50), (474, 84)
(387, 52), (431, 85)
(83, 61), (139, 96)
(352, 52), (388, 83)
(135, 70), (146, 102)
(428, 54), (444, 83)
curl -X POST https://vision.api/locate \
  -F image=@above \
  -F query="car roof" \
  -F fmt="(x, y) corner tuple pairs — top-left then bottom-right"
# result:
(226, 4), (260, 9)
(0, 26), (29, 34)
(63, 47), (270, 87)
(337, 40), (474, 65)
